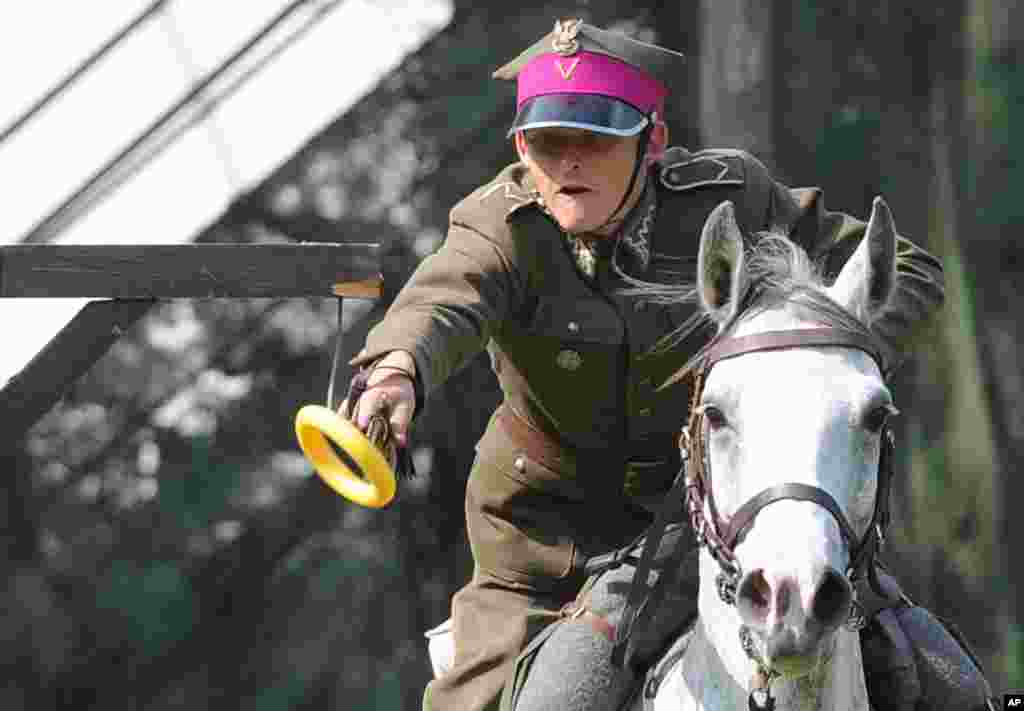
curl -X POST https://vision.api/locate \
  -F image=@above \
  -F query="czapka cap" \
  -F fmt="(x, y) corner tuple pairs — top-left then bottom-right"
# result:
(494, 19), (686, 136)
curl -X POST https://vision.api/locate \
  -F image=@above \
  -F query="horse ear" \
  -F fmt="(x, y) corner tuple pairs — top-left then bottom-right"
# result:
(829, 196), (897, 322)
(698, 201), (747, 326)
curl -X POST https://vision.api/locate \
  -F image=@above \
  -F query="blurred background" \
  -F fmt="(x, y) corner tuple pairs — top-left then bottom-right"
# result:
(0, 1), (1020, 708)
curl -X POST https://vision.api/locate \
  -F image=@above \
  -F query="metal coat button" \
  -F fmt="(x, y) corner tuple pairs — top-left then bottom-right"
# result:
(514, 456), (526, 473)
(556, 349), (583, 371)
(638, 407), (652, 417)
(567, 321), (580, 334)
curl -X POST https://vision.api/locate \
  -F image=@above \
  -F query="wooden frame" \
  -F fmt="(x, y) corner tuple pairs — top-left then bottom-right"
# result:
(0, 243), (382, 438)
(0, 243), (380, 298)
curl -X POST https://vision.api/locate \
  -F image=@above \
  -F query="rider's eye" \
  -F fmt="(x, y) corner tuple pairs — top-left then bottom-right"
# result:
(863, 403), (899, 433)
(701, 404), (728, 431)
(528, 133), (566, 159)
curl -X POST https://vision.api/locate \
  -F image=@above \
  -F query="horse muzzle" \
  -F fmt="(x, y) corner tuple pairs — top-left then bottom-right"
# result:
(736, 562), (853, 677)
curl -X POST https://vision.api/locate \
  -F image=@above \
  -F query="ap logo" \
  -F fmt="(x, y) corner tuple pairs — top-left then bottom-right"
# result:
(1006, 694), (1024, 709)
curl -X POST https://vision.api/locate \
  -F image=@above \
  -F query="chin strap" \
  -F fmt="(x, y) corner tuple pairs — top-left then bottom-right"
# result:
(591, 117), (654, 235)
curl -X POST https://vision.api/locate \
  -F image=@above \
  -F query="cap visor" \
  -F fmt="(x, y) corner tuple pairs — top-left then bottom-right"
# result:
(509, 94), (649, 137)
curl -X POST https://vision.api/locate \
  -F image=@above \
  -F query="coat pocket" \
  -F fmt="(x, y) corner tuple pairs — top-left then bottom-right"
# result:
(465, 423), (581, 589)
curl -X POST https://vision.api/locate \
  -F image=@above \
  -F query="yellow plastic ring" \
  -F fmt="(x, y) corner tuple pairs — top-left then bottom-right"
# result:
(294, 405), (397, 508)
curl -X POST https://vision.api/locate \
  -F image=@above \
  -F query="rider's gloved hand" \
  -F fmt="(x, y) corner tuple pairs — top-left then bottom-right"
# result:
(339, 350), (416, 447)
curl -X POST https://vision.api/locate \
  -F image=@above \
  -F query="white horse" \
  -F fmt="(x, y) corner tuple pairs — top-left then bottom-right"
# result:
(646, 197), (898, 711)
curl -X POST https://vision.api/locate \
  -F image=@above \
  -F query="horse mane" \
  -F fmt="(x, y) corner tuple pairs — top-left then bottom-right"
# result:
(613, 231), (879, 386)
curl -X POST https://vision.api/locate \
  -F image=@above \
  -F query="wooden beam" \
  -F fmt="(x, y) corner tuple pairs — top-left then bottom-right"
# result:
(0, 299), (156, 437)
(0, 243), (381, 298)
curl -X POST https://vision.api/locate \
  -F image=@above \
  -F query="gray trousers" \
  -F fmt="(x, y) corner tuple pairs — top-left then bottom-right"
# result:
(505, 546), (699, 711)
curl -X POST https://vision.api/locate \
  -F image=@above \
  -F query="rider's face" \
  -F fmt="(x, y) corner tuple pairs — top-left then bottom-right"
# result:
(516, 127), (644, 235)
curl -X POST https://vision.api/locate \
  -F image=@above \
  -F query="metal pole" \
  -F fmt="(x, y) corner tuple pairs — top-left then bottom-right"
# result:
(326, 296), (346, 412)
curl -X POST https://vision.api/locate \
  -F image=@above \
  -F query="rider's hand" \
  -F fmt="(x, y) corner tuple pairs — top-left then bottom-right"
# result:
(339, 351), (416, 447)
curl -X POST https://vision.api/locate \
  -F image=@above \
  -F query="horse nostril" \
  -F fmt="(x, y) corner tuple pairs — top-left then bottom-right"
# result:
(736, 569), (772, 622)
(810, 567), (852, 629)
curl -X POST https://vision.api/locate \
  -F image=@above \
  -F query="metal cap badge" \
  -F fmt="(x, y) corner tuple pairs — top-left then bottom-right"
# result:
(551, 18), (581, 56)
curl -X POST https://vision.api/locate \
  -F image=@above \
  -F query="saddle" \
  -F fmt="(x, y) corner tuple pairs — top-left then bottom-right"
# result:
(854, 567), (998, 711)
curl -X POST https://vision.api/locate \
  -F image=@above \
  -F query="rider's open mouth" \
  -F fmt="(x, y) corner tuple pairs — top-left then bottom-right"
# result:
(559, 185), (591, 196)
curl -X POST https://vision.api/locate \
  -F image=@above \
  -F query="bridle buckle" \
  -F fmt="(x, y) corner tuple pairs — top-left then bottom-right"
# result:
(846, 596), (868, 631)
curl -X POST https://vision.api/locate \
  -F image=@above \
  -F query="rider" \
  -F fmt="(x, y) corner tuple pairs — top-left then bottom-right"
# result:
(344, 18), (984, 711)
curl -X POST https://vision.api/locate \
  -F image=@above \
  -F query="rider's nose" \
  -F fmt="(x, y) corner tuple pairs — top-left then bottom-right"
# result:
(560, 150), (582, 171)
(557, 141), (585, 167)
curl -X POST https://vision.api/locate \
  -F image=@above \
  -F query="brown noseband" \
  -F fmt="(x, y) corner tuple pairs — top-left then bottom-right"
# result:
(681, 327), (895, 612)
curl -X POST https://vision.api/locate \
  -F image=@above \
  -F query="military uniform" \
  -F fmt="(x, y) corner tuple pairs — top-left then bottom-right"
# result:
(350, 145), (946, 710)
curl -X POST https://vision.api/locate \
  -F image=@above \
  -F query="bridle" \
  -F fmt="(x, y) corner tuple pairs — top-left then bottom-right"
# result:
(679, 326), (896, 709)
(682, 327), (895, 617)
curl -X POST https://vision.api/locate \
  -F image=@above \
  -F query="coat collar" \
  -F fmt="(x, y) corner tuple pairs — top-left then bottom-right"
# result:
(514, 165), (659, 280)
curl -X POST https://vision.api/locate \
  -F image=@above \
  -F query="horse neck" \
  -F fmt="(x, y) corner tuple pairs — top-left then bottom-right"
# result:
(681, 552), (871, 711)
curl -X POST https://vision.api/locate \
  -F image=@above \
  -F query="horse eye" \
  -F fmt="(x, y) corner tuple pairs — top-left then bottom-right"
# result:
(701, 404), (728, 430)
(863, 403), (899, 433)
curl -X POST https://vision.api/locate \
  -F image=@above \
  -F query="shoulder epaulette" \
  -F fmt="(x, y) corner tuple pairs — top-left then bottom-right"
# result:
(659, 147), (746, 192)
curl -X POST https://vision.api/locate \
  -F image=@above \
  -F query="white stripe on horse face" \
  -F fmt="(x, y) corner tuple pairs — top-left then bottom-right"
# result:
(700, 314), (887, 615)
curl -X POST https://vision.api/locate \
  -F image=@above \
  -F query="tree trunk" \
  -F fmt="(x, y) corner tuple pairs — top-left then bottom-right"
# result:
(651, 1), (701, 151)
(961, 0), (1024, 688)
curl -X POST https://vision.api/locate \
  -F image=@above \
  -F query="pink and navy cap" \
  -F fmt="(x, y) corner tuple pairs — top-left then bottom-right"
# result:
(493, 19), (685, 137)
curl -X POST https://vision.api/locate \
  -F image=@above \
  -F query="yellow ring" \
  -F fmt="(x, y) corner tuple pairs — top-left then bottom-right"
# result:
(294, 405), (397, 508)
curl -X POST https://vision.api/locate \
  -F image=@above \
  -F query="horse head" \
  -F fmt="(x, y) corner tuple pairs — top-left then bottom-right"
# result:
(683, 198), (898, 706)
